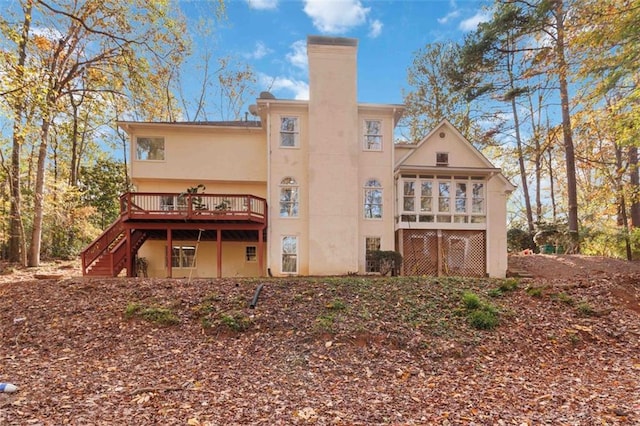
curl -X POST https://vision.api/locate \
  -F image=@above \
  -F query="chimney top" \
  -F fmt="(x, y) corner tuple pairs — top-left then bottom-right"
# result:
(307, 35), (358, 47)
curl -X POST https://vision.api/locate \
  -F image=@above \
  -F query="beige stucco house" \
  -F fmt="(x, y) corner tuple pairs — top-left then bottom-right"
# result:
(81, 35), (514, 279)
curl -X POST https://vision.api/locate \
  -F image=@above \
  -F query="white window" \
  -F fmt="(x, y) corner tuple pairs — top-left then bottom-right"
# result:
(364, 179), (383, 219)
(136, 137), (165, 161)
(245, 246), (257, 262)
(399, 175), (486, 224)
(365, 237), (381, 273)
(279, 177), (299, 217)
(363, 120), (382, 151)
(281, 236), (298, 274)
(280, 117), (299, 147)
(420, 181), (433, 212)
(403, 180), (415, 212)
(171, 245), (196, 268)
(436, 152), (449, 166)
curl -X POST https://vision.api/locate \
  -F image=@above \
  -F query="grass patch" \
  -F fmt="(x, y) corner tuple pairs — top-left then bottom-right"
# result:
(460, 292), (500, 331)
(325, 298), (347, 311)
(526, 287), (543, 297)
(550, 292), (574, 305)
(124, 302), (180, 326)
(576, 302), (596, 317)
(219, 311), (252, 332)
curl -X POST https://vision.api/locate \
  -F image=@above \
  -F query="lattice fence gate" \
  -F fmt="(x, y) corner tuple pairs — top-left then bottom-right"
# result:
(401, 229), (486, 277)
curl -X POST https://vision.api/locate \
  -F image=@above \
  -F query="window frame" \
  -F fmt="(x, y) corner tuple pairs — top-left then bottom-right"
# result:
(363, 178), (383, 219)
(281, 236), (298, 274)
(363, 119), (383, 151)
(169, 245), (196, 268)
(279, 177), (299, 218)
(245, 246), (257, 263)
(399, 175), (486, 224)
(279, 116), (300, 148)
(136, 137), (165, 161)
(365, 236), (381, 273)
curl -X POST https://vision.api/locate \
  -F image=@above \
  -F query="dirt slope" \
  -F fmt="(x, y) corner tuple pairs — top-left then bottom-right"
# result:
(0, 256), (639, 425)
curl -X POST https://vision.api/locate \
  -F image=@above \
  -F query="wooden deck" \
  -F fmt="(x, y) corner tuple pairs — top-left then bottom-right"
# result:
(119, 192), (266, 223)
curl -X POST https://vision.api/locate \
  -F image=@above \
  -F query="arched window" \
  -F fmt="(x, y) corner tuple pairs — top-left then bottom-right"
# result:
(364, 179), (382, 219)
(280, 177), (299, 217)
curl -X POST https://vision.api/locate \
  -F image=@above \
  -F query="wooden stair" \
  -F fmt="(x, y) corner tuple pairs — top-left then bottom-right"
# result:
(82, 218), (148, 277)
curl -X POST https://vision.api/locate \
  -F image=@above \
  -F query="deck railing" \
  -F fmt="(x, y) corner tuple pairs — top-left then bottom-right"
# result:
(119, 192), (267, 223)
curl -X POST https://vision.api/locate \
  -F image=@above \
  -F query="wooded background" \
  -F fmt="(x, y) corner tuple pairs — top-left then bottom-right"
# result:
(1, 0), (638, 266)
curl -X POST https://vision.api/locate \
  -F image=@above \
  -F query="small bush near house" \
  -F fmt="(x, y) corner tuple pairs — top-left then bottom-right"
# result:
(369, 250), (403, 276)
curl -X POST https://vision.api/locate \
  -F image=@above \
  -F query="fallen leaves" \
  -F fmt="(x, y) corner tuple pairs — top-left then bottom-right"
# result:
(0, 256), (639, 424)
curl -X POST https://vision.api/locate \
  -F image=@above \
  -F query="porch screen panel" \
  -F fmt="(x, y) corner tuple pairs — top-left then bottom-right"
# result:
(441, 230), (485, 277)
(402, 230), (438, 276)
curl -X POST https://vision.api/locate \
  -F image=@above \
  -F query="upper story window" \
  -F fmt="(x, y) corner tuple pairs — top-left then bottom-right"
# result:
(279, 177), (299, 217)
(364, 179), (383, 219)
(280, 117), (299, 147)
(399, 175), (486, 224)
(363, 120), (382, 151)
(136, 137), (165, 161)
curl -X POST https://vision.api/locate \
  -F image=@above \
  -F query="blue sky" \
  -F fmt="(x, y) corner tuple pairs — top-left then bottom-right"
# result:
(181, 0), (491, 108)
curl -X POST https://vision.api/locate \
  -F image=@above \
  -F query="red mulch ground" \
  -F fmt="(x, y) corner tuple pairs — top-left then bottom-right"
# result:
(1, 255), (639, 425)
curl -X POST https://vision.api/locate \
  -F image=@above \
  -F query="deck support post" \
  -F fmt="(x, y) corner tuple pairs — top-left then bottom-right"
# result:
(217, 229), (223, 278)
(167, 228), (173, 278)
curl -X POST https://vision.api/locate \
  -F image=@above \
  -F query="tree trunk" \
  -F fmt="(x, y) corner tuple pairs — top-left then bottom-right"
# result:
(8, 0), (32, 265)
(29, 118), (49, 267)
(629, 146), (640, 229)
(506, 43), (534, 233)
(554, 0), (580, 252)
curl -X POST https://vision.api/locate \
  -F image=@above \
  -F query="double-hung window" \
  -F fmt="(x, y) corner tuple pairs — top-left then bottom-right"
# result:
(136, 137), (165, 161)
(363, 120), (382, 151)
(280, 117), (299, 147)
(365, 237), (381, 273)
(171, 245), (196, 268)
(279, 177), (299, 217)
(281, 236), (298, 274)
(364, 179), (383, 219)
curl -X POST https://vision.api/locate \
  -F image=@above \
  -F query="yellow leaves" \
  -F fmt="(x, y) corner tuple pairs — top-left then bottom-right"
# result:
(33, 35), (53, 51)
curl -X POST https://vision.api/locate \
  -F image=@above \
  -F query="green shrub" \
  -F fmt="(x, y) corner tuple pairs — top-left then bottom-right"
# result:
(325, 298), (347, 311)
(462, 291), (482, 310)
(499, 278), (519, 292)
(467, 309), (499, 330)
(368, 250), (403, 276)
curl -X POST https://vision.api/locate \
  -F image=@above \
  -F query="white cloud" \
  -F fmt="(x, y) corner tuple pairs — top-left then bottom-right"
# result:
(245, 41), (272, 60)
(437, 10), (461, 25)
(245, 0), (278, 10)
(303, 0), (370, 34)
(259, 72), (309, 100)
(368, 19), (383, 38)
(459, 11), (490, 32)
(286, 40), (308, 70)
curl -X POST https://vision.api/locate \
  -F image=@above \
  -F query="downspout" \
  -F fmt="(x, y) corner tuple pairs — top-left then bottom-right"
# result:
(265, 103), (272, 277)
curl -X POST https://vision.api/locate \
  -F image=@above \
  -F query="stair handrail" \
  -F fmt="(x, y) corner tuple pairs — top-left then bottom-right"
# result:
(81, 218), (125, 274)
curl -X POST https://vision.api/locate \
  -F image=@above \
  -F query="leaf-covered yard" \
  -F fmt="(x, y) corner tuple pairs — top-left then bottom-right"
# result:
(1, 255), (639, 425)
